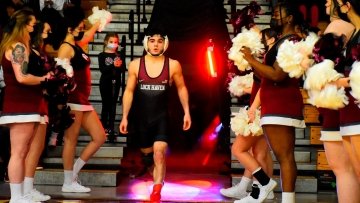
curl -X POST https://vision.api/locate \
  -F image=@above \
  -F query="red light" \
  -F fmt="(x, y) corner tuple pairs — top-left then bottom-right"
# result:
(207, 39), (217, 78)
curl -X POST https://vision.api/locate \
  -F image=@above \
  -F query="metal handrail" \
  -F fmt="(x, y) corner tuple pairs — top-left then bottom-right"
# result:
(129, 10), (135, 60)
(120, 35), (127, 97)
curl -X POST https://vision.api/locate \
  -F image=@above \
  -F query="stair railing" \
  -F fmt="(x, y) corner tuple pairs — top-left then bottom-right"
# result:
(129, 10), (135, 60)
(228, 0), (236, 15)
(136, 0), (142, 44)
(141, 0), (148, 23)
(120, 35), (127, 98)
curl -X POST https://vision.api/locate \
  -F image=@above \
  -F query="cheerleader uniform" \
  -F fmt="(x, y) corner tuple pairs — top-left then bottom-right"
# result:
(250, 74), (261, 105)
(259, 35), (305, 128)
(318, 108), (341, 141)
(339, 31), (360, 136)
(63, 42), (93, 111)
(0, 51), (48, 124)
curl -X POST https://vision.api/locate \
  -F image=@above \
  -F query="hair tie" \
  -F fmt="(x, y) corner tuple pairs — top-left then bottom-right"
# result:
(3, 17), (17, 33)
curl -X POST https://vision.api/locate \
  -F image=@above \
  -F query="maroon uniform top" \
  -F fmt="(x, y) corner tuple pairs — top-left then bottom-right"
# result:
(0, 53), (47, 124)
(339, 31), (360, 135)
(64, 42), (91, 106)
(260, 34), (305, 127)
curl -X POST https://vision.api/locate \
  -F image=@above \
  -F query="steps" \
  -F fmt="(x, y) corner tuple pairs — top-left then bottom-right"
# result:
(35, 135), (126, 186)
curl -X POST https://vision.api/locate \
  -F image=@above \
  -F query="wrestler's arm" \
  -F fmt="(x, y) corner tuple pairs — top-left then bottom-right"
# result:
(171, 59), (191, 130)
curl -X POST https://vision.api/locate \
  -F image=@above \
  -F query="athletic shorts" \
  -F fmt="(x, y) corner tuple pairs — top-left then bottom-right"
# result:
(137, 117), (168, 148)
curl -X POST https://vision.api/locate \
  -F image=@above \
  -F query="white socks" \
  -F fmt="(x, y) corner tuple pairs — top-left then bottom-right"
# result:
(64, 158), (86, 185)
(10, 182), (23, 200)
(23, 177), (34, 194)
(239, 176), (252, 191)
(73, 158), (86, 179)
(282, 192), (295, 203)
(64, 170), (73, 185)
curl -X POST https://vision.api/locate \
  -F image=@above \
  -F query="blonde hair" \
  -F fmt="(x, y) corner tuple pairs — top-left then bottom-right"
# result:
(0, 9), (34, 62)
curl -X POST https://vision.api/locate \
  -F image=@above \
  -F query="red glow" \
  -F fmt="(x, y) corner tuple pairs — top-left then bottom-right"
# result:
(207, 50), (217, 77)
(199, 115), (221, 166)
(200, 115), (220, 148)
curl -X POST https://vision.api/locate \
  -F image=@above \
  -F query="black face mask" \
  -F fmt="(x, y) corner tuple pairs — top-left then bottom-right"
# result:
(74, 31), (84, 41)
(261, 38), (269, 52)
(269, 18), (282, 33)
(43, 33), (52, 45)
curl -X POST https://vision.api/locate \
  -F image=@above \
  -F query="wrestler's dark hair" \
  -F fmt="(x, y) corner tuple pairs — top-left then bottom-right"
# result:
(313, 33), (346, 71)
(145, 26), (167, 38)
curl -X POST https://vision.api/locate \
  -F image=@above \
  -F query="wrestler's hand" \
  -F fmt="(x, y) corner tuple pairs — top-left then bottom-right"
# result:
(183, 113), (191, 131)
(119, 118), (128, 134)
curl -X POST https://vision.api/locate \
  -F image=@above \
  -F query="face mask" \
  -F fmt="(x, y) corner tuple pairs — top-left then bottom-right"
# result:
(43, 33), (52, 45)
(261, 38), (269, 52)
(269, 18), (282, 32)
(74, 31), (84, 41)
(107, 43), (118, 49)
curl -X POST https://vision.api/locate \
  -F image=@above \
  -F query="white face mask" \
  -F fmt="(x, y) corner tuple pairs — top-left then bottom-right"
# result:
(107, 43), (118, 49)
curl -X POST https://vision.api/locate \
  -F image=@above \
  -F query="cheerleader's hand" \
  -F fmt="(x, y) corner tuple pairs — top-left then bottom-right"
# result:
(241, 46), (255, 63)
(247, 107), (256, 122)
(329, 77), (350, 88)
(43, 72), (52, 81)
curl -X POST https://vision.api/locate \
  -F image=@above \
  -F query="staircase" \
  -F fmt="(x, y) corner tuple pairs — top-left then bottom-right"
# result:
(35, 0), (326, 192)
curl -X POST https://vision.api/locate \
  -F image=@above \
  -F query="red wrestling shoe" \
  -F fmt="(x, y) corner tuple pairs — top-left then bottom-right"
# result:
(150, 183), (163, 202)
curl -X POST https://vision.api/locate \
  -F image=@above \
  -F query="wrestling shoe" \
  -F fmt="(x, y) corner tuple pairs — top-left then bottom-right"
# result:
(219, 182), (247, 199)
(150, 183), (163, 202)
(28, 188), (51, 201)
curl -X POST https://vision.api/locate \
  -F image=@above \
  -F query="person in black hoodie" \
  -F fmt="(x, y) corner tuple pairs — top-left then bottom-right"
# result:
(98, 32), (123, 142)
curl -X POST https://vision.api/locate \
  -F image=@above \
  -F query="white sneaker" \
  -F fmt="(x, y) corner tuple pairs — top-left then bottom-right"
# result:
(62, 181), (91, 193)
(220, 183), (248, 199)
(266, 190), (275, 200)
(258, 179), (277, 202)
(9, 194), (40, 203)
(234, 193), (260, 203)
(29, 188), (51, 201)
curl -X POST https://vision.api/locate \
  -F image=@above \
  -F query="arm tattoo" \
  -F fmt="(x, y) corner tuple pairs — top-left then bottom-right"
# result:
(11, 44), (28, 74)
